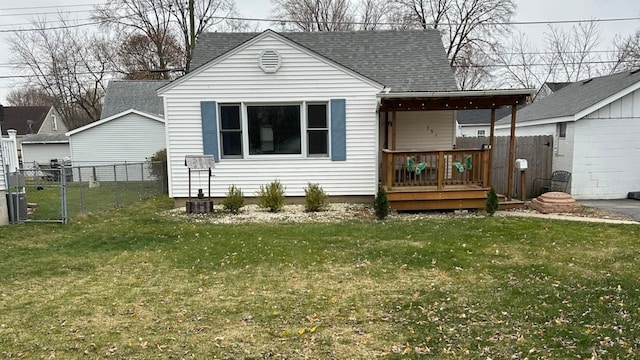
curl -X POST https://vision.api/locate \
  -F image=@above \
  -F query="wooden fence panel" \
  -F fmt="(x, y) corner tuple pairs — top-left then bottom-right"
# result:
(457, 136), (553, 199)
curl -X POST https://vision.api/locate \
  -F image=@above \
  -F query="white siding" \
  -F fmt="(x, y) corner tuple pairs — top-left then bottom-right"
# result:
(395, 111), (455, 150)
(162, 34), (383, 198)
(571, 89), (640, 199)
(494, 123), (556, 137)
(37, 108), (69, 135)
(69, 113), (166, 166)
(21, 143), (70, 168)
(457, 124), (490, 138)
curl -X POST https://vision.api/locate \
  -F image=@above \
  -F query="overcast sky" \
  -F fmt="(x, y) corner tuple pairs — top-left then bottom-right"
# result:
(0, 0), (639, 104)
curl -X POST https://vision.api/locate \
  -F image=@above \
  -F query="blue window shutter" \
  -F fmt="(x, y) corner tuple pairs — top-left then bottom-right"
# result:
(200, 101), (219, 162)
(330, 99), (346, 161)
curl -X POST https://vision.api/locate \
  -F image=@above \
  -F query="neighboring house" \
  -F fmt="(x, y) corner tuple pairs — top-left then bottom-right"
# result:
(66, 109), (166, 168)
(20, 134), (71, 168)
(456, 107), (515, 137)
(0, 111), (20, 225)
(495, 69), (640, 199)
(535, 82), (571, 101)
(0, 113), (8, 225)
(158, 29), (532, 209)
(1, 106), (68, 166)
(1, 106), (67, 137)
(66, 80), (169, 181)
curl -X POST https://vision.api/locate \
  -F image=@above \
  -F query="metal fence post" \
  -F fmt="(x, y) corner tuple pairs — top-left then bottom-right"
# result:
(140, 162), (145, 199)
(78, 167), (85, 214)
(113, 164), (119, 208)
(61, 167), (68, 224)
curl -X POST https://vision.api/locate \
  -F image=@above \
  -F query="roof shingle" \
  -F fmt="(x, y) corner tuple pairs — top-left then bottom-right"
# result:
(101, 80), (170, 119)
(190, 30), (458, 93)
(1, 106), (51, 136)
(498, 70), (640, 125)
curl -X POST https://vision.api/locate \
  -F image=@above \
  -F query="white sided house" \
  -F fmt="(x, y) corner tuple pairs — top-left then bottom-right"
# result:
(20, 134), (71, 169)
(160, 29), (532, 209)
(66, 109), (166, 181)
(495, 69), (640, 199)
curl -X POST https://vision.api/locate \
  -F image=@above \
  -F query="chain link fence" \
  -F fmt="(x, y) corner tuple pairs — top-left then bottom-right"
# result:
(6, 161), (167, 224)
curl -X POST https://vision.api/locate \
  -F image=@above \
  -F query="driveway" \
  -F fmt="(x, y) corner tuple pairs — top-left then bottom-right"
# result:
(579, 199), (640, 222)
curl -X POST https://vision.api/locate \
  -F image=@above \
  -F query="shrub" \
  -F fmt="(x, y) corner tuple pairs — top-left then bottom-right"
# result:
(257, 180), (285, 212)
(485, 186), (499, 216)
(222, 185), (244, 214)
(304, 183), (328, 212)
(374, 187), (389, 220)
(149, 148), (168, 193)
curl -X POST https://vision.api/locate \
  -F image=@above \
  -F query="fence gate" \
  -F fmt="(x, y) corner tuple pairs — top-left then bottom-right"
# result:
(7, 167), (68, 224)
(457, 135), (554, 199)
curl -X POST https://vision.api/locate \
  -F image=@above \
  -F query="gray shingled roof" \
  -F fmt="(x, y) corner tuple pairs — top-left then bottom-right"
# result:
(101, 80), (170, 119)
(190, 30), (458, 92)
(497, 69), (640, 125)
(1, 106), (51, 135)
(21, 134), (69, 144)
(457, 107), (519, 125)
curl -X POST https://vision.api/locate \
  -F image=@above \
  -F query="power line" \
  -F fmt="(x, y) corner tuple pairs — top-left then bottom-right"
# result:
(0, 10), (92, 18)
(0, 22), (100, 33)
(0, 3), (99, 11)
(216, 14), (640, 27)
(0, 12), (639, 32)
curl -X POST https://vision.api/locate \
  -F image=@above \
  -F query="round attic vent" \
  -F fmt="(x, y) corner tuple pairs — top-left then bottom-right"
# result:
(259, 50), (282, 73)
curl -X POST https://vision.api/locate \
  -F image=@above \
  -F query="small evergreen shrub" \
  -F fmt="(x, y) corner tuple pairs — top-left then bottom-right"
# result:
(486, 186), (499, 216)
(149, 148), (168, 193)
(374, 187), (390, 220)
(222, 185), (244, 214)
(304, 183), (328, 212)
(257, 180), (285, 212)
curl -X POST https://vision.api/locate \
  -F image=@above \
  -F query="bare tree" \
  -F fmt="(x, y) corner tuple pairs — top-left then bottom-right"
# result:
(544, 22), (603, 82)
(607, 30), (640, 73)
(9, 17), (109, 129)
(493, 31), (556, 89)
(393, 0), (516, 89)
(93, 0), (239, 72)
(271, 0), (355, 31)
(114, 33), (185, 79)
(5, 88), (55, 107)
(453, 45), (492, 90)
(356, 0), (391, 30)
(162, 0), (241, 70)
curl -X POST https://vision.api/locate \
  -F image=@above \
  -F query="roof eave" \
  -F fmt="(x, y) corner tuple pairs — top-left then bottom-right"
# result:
(379, 89), (535, 112)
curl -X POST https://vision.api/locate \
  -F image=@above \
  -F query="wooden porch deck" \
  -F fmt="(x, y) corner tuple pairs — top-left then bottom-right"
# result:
(381, 149), (524, 211)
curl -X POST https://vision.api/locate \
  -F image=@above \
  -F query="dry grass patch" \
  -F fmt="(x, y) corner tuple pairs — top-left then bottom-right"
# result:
(1, 197), (639, 358)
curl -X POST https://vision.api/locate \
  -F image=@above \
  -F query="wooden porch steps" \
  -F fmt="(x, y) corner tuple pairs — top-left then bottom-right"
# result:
(387, 186), (489, 211)
(498, 199), (526, 210)
(386, 186), (526, 211)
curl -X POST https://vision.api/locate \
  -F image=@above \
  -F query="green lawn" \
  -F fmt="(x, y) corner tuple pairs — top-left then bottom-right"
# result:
(0, 196), (638, 359)
(24, 180), (165, 222)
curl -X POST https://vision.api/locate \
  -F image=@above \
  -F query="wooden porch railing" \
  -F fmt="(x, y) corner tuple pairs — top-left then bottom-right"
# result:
(381, 149), (490, 190)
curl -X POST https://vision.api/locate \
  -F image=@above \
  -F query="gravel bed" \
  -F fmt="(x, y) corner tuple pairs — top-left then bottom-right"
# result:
(165, 203), (479, 224)
(164, 202), (637, 224)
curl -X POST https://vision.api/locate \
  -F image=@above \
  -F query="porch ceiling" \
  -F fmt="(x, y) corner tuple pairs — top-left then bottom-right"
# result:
(378, 89), (535, 112)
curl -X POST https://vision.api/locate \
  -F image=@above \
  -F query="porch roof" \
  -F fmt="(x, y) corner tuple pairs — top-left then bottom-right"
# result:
(378, 89), (535, 112)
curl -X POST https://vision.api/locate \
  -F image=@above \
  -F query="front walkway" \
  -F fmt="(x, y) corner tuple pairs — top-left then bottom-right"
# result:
(578, 199), (640, 222)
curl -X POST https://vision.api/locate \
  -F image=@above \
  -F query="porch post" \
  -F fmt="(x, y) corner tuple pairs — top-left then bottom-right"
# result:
(507, 105), (517, 201)
(384, 111), (389, 149)
(488, 108), (496, 186)
(391, 110), (397, 150)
